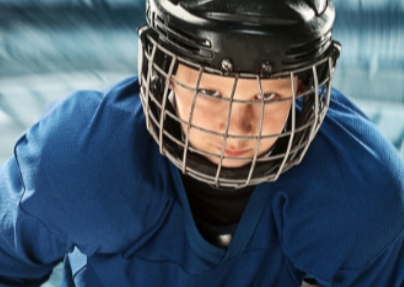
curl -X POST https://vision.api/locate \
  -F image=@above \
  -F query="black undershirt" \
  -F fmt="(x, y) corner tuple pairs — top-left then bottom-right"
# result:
(181, 174), (255, 247)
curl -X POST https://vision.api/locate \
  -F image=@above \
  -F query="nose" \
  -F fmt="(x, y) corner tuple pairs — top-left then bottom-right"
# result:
(223, 101), (256, 136)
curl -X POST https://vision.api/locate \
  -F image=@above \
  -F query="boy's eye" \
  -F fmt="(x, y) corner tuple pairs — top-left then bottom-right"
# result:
(255, 93), (279, 102)
(198, 89), (221, 98)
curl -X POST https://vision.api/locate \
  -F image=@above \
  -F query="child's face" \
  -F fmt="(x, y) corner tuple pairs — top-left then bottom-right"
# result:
(170, 64), (298, 168)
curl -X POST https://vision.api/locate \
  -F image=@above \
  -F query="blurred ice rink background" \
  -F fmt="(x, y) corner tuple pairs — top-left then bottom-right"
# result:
(0, 0), (403, 286)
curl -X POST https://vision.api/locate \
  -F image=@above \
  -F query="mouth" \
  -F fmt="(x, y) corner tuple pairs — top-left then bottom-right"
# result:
(215, 146), (251, 157)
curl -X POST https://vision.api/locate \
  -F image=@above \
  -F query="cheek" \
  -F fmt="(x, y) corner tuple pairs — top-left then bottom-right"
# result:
(255, 102), (291, 154)
(175, 94), (225, 146)
(261, 101), (292, 135)
(188, 97), (227, 130)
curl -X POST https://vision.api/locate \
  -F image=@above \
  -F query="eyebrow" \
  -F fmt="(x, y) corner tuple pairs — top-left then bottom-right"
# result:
(189, 72), (294, 94)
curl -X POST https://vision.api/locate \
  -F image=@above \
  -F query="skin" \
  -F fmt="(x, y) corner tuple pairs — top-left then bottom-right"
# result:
(169, 64), (300, 168)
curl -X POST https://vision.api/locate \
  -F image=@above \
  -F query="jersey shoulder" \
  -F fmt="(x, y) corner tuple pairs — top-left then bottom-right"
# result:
(14, 76), (172, 255)
(272, 88), (404, 279)
(320, 88), (404, 193)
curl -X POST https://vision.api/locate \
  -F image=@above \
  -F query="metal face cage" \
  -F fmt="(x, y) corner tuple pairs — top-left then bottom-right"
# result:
(137, 26), (340, 189)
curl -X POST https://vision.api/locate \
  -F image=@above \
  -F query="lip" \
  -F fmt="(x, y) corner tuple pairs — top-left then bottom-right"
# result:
(215, 146), (251, 157)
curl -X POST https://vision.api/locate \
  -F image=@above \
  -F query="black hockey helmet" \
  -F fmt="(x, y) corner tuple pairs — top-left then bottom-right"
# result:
(137, 0), (341, 189)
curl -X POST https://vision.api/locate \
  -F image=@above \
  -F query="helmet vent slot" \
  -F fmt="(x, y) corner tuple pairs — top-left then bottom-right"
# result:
(283, 32), (332, 66)
(154, 15), (213, 59)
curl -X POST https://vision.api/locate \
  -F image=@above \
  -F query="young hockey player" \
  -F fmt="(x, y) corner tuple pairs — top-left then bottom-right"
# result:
(1, 0), (404, 286)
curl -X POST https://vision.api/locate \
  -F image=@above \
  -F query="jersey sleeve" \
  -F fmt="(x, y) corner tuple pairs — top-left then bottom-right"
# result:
(0, 156), (69, 286)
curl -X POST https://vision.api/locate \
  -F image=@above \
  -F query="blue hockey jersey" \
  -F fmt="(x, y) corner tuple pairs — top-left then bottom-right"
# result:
(1, 76), (404, 287)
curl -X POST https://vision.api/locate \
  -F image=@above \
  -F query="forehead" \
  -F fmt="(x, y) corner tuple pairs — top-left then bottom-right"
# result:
(172, 64), (294, 91)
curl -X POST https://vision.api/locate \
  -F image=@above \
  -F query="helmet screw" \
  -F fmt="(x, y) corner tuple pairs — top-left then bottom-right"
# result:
(221, 59), (233, 72)
(261, 61), (273, 73)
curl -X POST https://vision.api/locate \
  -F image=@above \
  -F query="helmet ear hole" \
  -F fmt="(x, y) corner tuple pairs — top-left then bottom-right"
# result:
(150, 72), (165, 95)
